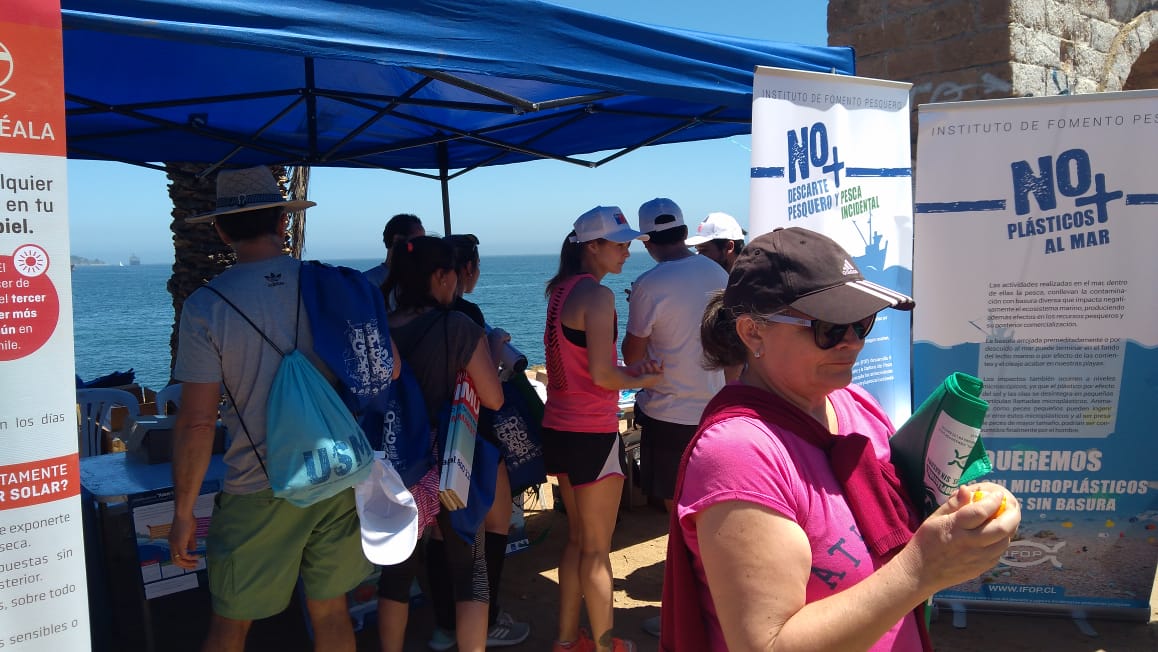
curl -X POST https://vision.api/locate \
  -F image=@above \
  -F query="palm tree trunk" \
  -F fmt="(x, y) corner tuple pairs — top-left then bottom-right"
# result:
(287, 165), (310, 259)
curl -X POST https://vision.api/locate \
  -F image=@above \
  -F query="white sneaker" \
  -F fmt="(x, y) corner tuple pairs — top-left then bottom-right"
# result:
(486, 611), (531, 647)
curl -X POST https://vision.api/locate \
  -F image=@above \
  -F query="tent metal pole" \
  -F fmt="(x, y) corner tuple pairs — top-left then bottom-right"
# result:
(439, 142), (452, 234)
(305, 58), (318, 158)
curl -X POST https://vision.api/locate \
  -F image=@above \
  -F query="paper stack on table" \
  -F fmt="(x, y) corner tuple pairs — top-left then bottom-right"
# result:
(890, 372), (993, 518)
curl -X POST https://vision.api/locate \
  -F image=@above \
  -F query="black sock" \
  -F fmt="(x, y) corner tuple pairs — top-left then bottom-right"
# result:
(484, 530), (509, 626)
(426, 538), (456, 631)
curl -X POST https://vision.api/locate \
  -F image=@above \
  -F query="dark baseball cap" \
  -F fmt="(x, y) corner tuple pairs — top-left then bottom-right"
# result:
(722, 227), (914, 323)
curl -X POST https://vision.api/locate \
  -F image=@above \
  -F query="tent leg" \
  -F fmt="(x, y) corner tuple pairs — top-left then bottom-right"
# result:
(439, 142), (452, 235)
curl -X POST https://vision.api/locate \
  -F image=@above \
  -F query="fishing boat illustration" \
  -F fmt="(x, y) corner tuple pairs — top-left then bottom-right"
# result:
(852, 214), (887, 271)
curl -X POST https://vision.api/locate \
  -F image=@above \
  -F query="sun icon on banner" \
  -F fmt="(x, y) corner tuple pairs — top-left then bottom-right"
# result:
(0, 41), (14, 103)
(13, 244), (49, 277)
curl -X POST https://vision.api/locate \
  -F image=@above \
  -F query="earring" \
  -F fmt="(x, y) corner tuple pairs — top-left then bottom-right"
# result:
(753, 349), (763, 359)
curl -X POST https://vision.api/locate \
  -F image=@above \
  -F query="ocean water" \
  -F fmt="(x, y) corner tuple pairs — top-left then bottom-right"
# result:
(71, 253), (654, 391)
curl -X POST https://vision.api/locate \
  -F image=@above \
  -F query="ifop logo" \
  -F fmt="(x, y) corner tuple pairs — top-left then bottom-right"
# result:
(1001, 540), (1066, 569)
(0, 41), (14, 103)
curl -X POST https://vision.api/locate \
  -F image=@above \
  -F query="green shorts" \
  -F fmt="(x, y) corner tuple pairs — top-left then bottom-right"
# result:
(206, 488), (371, 621)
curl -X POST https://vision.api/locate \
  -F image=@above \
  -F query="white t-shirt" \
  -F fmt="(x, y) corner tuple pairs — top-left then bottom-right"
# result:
(626, 254), (727, 425)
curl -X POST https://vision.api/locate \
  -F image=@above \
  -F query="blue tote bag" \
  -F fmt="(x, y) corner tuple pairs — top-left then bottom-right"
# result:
(447, 433), (500, 544)
(365, 360), (435, 488)
(489, 377), (547, 495)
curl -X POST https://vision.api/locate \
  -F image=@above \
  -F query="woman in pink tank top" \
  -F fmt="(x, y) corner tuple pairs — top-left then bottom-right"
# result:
(542, 206), (663, 652)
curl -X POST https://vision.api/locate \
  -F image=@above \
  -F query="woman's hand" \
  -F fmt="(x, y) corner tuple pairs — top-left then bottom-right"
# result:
(625, 358), (664, 387)
(626, 358), (662, 376)
(899, 483), (1021, 594)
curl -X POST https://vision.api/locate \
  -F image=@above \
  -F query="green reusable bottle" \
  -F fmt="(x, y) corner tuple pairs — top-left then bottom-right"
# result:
(890, 372), (992, 519)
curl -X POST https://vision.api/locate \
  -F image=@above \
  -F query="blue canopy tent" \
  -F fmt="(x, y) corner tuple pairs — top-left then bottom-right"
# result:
(61, 0), (854, 231)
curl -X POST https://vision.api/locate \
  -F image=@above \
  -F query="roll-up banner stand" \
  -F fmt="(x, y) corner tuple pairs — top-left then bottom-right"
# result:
(750, 67), (914, 424)
(0, 2), (91, 650)
(914, 91), (1158, 621)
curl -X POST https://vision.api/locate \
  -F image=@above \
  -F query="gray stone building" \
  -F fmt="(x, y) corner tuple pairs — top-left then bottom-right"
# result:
(829, 0), (1158, 106)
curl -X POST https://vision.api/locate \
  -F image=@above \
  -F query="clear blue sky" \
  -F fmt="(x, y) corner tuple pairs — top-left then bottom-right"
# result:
(65, 1), (829, 264)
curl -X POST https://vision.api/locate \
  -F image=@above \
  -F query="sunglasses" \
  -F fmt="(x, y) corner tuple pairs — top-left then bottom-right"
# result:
(766, 312), (876, 350)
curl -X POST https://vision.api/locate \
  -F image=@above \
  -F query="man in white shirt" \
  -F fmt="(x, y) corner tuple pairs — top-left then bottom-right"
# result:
(623, 198), (728, 511)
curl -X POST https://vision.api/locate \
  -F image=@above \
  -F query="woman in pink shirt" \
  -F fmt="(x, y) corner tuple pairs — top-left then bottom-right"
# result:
(543, 206), (663, 652)
(662, 227), (1021, 652)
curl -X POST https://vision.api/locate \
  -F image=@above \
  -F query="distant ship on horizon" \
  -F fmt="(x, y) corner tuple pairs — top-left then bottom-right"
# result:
(128, 253), (141, 266)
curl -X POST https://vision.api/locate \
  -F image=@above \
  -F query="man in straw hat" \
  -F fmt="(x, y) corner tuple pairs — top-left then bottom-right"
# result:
(168, 166), (380, 651)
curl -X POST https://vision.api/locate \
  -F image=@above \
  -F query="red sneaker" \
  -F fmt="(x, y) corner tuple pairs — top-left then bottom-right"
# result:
(608, 638), (637, 652)
(552, 628), (595, 652)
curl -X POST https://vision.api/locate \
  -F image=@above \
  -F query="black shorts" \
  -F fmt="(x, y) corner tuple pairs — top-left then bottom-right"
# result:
(377, 510), (487, 604)
(635, 404), (698, 500)
(542, 427), (624, 487)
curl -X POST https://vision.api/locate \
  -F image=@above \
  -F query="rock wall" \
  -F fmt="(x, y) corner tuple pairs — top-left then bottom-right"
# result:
(828, 0), (1158, 105)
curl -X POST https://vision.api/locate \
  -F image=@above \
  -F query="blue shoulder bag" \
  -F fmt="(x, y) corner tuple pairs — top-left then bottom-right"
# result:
(488, 376), (547, 495)
(365, 359), (435, 488)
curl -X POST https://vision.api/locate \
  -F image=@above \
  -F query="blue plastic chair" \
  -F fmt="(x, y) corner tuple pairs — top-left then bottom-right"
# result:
(154, 383), (183, 416)
(76, 388), (140, 457)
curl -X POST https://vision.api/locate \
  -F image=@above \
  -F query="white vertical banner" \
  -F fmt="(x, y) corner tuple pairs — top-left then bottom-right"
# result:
(750, 67), (914, 424)
(914, 91), (1158, 620)
(0, 2), (91, 650)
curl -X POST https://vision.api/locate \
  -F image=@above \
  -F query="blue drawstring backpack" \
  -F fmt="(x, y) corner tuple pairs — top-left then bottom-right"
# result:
(205, 272), (375, 507)
(264, 351), (375, 505)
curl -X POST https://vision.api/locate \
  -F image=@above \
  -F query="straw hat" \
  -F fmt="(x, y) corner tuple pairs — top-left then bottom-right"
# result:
(186, 165), (316, 223)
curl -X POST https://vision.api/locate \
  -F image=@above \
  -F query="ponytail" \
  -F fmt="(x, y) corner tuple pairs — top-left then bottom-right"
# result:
(383, 235), (455, 311)
(545, 231), (585, 296)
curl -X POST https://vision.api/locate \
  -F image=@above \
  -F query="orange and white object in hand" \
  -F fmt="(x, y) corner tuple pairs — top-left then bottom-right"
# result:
(971, 490), (1008, 520)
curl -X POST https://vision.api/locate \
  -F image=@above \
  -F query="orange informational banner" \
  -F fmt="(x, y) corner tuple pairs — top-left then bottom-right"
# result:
(0, 1), (65, 157)
(0, 454), (80, 509)
(0, 2), (91, 650)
